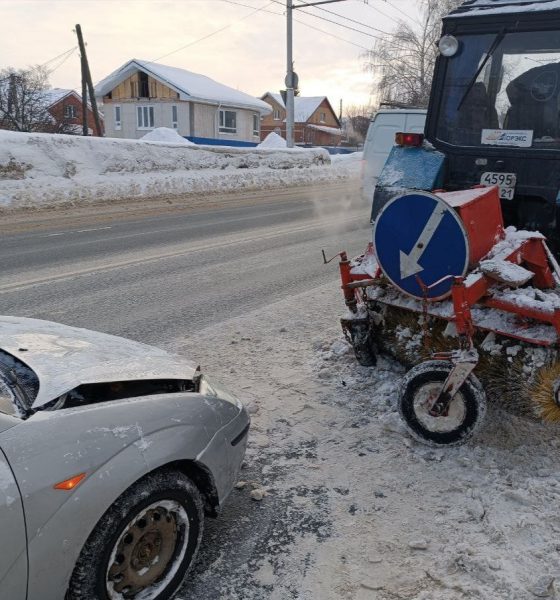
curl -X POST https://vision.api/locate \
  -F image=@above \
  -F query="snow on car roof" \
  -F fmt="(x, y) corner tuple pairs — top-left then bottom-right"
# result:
(449, 0), (560, 18)
(95, 59), (271, 115)
(0, 316), (196, 409)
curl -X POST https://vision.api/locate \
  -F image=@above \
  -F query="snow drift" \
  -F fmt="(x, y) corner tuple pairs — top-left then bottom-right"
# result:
(0, 130), (358, 210)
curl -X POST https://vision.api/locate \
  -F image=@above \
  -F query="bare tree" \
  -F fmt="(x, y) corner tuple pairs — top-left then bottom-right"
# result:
(0, 66), (70, 133)
(344, 104), (374, 144)
(365, 0), (462, 108)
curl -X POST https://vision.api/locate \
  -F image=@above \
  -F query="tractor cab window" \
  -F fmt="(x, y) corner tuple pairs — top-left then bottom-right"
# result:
(435, 30), (560, 149)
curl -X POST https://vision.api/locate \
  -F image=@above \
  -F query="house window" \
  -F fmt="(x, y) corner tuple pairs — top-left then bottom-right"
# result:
(137, 105), (154, 129)
(219, 109), (237, 133)
(253, 114), (260, 136)
(320, 112), (326, 123)
(273, 109), (281, 120)
(172, 105), (178, 129)
(139, 72), (150, 98)
(64, 105), (77, 119)
(115, 105), (122, 131)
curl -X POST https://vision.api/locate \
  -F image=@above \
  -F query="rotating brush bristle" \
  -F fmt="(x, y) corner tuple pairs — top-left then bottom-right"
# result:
(530, 362), (560, 422)
(478, 355), (535, 416)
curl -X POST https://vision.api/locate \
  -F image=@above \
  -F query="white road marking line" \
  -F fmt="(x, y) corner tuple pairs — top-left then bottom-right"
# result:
(0, 215), (365, 294)
(41, 226), (113, 238)
(75, 226), (112, 233)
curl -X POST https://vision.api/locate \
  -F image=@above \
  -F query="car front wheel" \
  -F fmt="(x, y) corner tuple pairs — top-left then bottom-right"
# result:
(67, 469), (204, 600)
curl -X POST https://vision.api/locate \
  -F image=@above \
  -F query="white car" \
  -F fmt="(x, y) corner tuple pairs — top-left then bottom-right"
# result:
(0, 316), (249, 600)
(362, 108), (427, 203)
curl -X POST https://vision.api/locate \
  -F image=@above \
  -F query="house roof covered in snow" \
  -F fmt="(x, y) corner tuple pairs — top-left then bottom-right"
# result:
(95, 59), (272, 114)
(307, 124), (343, 136)
(41, 88), (78, 107)
(448, 0), (560, 18)
(262, 92), (339, 125)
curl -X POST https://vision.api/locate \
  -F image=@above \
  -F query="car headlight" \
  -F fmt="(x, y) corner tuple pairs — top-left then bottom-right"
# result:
(199, 376), (243, 409)
(439, 35), (459, 57)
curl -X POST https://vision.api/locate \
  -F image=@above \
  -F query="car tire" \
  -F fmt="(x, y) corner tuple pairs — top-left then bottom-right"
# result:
(66, 469), (204, 600)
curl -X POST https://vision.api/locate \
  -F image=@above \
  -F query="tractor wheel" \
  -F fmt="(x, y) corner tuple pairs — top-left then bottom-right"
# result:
(398, 360), (486, 446)
(342, 317), (376, 367)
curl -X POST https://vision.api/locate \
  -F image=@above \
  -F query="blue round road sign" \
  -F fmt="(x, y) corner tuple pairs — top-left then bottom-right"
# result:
(373, 191), (469, 300)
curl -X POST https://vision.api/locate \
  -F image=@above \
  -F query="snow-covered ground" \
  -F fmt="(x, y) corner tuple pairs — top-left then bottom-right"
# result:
(175, 278), (560, 600)
(0, 130), (360, 211)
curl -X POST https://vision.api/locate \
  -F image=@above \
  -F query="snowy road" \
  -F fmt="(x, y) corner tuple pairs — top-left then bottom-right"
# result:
(0, 181), (368, 343)
(3, 180), (560, 599)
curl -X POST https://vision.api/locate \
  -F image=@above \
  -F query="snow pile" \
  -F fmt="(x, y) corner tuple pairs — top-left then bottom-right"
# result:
(141, 127), (195, 145)
(0, 130), (361, 211)
(330, 151), (363, 164)
(257, 132), (287, 149)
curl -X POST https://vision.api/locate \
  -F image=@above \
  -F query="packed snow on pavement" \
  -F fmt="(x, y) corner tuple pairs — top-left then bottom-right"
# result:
(0, 129), (360, 211)
(173, 278), (560, 600)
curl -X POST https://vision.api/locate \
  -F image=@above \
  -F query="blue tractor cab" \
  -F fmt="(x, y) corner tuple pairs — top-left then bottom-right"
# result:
(372, 0), (560, 253)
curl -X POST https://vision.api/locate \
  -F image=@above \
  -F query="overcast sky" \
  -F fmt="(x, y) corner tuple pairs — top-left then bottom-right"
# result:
(0, 0), (420, 111)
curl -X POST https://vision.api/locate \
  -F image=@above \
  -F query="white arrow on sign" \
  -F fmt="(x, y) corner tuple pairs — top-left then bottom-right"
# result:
(399, 204), (447, 279)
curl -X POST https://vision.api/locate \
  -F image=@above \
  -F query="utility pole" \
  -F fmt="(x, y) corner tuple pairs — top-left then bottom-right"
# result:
(286, 0), (348, 148)
(75, 24), (103, 137)
(286, 0), (295, 148)
(80, 53), (88, 136)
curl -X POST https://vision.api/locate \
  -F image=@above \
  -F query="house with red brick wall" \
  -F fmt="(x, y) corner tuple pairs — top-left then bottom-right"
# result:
(260, 92), (342, 146)
(43, 88), (103, 135)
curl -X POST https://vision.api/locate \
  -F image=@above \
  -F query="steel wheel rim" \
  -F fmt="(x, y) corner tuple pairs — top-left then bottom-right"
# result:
(413, 381), (467, 433)
(106, 500), (189, 599)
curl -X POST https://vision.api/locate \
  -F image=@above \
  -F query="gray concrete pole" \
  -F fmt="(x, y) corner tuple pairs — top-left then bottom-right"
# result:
(286, 0), (295, 148)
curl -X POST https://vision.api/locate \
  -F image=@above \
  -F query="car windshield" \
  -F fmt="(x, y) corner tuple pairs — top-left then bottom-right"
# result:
(435, 30), (560, 149)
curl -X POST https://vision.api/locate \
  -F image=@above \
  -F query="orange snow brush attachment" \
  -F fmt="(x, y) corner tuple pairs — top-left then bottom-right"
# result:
(531, 362), (560, 423)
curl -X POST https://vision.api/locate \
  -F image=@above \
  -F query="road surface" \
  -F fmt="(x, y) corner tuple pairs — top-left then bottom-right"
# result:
(0, 182), (369, 345)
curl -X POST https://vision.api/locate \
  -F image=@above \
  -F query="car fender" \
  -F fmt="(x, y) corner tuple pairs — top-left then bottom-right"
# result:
(0, 393), (239, 600)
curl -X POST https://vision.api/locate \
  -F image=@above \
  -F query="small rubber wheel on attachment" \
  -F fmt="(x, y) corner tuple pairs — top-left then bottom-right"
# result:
(398, 360), (486, 446)
(341, 317), (376, 367)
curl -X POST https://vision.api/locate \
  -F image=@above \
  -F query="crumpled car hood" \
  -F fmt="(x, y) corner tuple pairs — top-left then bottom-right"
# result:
(0, 316), (196, 409)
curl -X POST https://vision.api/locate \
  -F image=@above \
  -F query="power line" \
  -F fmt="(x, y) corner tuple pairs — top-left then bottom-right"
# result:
(221, 0), (372, 50)
(382, 0), (421, 25)
(46, 47), (78, 75)
(270, 0), (420, 54)
(293, 0), (396, 37)
(150, 1), (275, 63)
(271, 0), (385, 39)
(295, 15), (372, 50)
(0, 46), (78, 84)
(356, 0), (403, 25)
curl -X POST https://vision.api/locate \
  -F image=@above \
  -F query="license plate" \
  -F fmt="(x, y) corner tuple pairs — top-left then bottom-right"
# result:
(480, 172), (516, 200)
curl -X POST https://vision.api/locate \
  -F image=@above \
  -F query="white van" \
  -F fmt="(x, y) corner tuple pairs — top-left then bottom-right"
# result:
(362, 108), (427, 202)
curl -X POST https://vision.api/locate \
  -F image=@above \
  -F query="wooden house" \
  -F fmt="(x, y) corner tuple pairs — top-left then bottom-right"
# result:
(95, 59), (271, 145)
(260, 93), (342, 146)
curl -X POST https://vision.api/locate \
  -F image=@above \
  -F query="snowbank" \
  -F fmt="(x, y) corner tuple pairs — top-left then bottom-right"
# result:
(141, 127), (195, 145)
(0, 130), (358, 211)
(257, 132), (287, 149)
